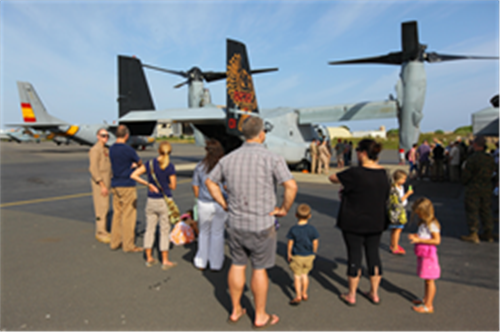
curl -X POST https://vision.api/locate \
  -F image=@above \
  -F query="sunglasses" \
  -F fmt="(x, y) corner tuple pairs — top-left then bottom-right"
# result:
(100, 133), (109, 138)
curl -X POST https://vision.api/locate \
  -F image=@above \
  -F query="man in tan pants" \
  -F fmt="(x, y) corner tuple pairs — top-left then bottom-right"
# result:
(109, 125), (143, 253)
(89, 128), (112, 244)
(318, 140), (332, 174)
(309, 139), (319, 174)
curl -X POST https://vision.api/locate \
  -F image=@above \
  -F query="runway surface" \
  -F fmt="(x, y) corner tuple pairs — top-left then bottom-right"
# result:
(1, 141), (498, 330)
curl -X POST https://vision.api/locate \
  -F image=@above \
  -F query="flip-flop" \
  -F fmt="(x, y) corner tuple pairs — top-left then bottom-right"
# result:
(361, 291), (381, 305)
(412, 304), (434, 314)
(253, 314), (279, 330)
(289, 298), (301, 306)
(145, 259), (159, 267)
(339, 294), (356, 307)
(227, 308), (246, 325)
(161, 262), (178, 270)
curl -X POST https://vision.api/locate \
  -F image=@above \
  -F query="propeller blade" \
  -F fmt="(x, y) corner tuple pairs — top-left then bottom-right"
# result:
(425, 52), (499, 63)
(142, 64), (188, 78)
(402, 21), (420, 61)
(250, 67), (279, 75)
(174, 81), (189, 89)
(203, 71), (227, 83)
(329, 52), (404, 66)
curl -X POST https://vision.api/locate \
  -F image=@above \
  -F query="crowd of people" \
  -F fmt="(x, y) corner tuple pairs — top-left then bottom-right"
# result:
(309, 138), (353, 174)
(87, 122), (497, 327)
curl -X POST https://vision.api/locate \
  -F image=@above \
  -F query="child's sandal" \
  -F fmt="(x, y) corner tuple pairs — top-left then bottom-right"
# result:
(412, 304), (434, 314)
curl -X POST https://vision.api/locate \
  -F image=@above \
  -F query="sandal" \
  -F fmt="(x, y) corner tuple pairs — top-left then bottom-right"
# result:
(339, 293), (356, 306)
(145, 259), (158, 267)
(390, 246), (404, 255)
(412, 304), (434, 314)
(361, 291), (380, 305)
(412, 298), (423, 305)
(289, 298), (301, 306)
(161, 262), (178, 270)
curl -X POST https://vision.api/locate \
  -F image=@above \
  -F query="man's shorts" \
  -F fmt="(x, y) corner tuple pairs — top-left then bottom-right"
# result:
(289, 255), (315, 276)
(227, 225), (276, 269)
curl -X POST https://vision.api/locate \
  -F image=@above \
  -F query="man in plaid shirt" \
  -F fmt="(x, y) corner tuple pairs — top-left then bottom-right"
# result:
(206, 116), (297, 328)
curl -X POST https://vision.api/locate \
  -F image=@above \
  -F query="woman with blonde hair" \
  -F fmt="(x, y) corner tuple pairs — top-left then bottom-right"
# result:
(131, 141), (177, 270)
(192, 139), (228, 271)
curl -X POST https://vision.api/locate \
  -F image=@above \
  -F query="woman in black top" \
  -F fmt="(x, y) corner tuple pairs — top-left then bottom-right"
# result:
(329, 139), (390, 306)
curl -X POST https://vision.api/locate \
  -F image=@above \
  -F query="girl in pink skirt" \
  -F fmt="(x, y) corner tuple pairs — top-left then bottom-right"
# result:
(408, 198), (441, 314)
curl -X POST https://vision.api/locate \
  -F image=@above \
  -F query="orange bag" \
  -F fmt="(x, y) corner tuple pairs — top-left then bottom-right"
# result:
(170, 221), (195, 245)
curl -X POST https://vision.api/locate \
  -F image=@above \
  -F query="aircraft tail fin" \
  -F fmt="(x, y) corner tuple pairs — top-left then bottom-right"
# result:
(118, 55), (155, 118)
(16, 82), (66, 125)
(226, 39), (259, 136)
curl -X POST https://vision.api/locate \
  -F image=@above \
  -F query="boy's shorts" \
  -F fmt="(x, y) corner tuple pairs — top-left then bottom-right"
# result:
(289, 255), (315, 276)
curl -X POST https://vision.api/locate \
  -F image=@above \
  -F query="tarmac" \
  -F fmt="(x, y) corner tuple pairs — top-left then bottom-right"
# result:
(0, 140), (498, 331)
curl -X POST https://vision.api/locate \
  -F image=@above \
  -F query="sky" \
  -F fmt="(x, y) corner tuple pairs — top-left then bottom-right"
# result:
(1, 0), (498, 133)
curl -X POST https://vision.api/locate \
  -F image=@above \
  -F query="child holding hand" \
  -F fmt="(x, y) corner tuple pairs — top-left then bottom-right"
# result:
(286, 204), (319, 306)
(408, 197), (441, 314)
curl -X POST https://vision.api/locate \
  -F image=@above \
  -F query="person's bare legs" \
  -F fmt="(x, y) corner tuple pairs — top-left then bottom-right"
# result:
(301, 274), (309, 300)
(252, 268), (278, 327)
(343, 270), (361, 304)
(292, 275), (302, 301)
(145, 248), (154, 263)
(161, 251), (175, 266)
(390, 228), (402, 249)
(228, 264), (246, 322)
(368, 267), (381, 303)
(424, 279), (436, 310)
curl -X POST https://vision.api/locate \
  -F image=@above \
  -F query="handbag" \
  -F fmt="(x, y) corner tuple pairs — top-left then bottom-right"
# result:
(414, 243), (436, 258)
(148, 160), (180, 225)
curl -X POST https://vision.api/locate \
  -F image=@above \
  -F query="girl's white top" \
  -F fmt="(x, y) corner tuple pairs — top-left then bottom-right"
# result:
(417, 222), (440, 240)
(396, 185), (407, 206)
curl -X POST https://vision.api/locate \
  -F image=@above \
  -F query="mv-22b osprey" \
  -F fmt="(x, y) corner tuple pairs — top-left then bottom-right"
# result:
(119, 21), (498, 167)
(119, 39), (398, 168)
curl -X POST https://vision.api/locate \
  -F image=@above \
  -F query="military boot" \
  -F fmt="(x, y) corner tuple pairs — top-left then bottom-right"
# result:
(461, 232), (480, 244)
(479, 232), (494, 243)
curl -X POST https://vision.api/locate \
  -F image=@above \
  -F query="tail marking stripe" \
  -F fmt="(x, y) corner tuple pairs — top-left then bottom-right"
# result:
(21, 103), (36, 122)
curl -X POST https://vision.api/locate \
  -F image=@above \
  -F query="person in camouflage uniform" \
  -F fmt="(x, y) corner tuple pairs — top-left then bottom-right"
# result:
(460, 136), (496, 243)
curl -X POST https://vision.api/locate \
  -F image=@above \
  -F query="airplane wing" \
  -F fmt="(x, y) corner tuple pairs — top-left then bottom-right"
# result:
(6, 123), (66, 130)
(119, 106), (226, 124)
(296, 100), (397, 124)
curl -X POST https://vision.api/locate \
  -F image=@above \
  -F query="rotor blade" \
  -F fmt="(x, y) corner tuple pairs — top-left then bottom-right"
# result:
(251, 67), (279, 75)
(329, 52), (404, 65)
(142, 64), (188, 78)
(425, 52), (499, 63)
(402, 21), (420, 61)
(203, 67), (279, 83)
(203, 71), (227, 83)
(174, 80), (189, 89)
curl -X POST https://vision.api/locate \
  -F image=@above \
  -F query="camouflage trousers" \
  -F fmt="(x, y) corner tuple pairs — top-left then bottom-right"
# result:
(464, 189), (493, 234)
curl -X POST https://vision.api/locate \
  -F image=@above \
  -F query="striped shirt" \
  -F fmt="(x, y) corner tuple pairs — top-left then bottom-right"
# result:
(208, 142), (293, 232)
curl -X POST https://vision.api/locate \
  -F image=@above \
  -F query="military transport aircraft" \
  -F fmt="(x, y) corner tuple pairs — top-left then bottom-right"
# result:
(13, 82), (156, 149)
(119, 39), (397, 167)
(329, 21), (498, 150)
(0, 127), (41, 143)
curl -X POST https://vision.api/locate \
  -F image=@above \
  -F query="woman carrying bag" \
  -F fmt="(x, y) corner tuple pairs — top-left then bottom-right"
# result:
(131, 141), (178, 270)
